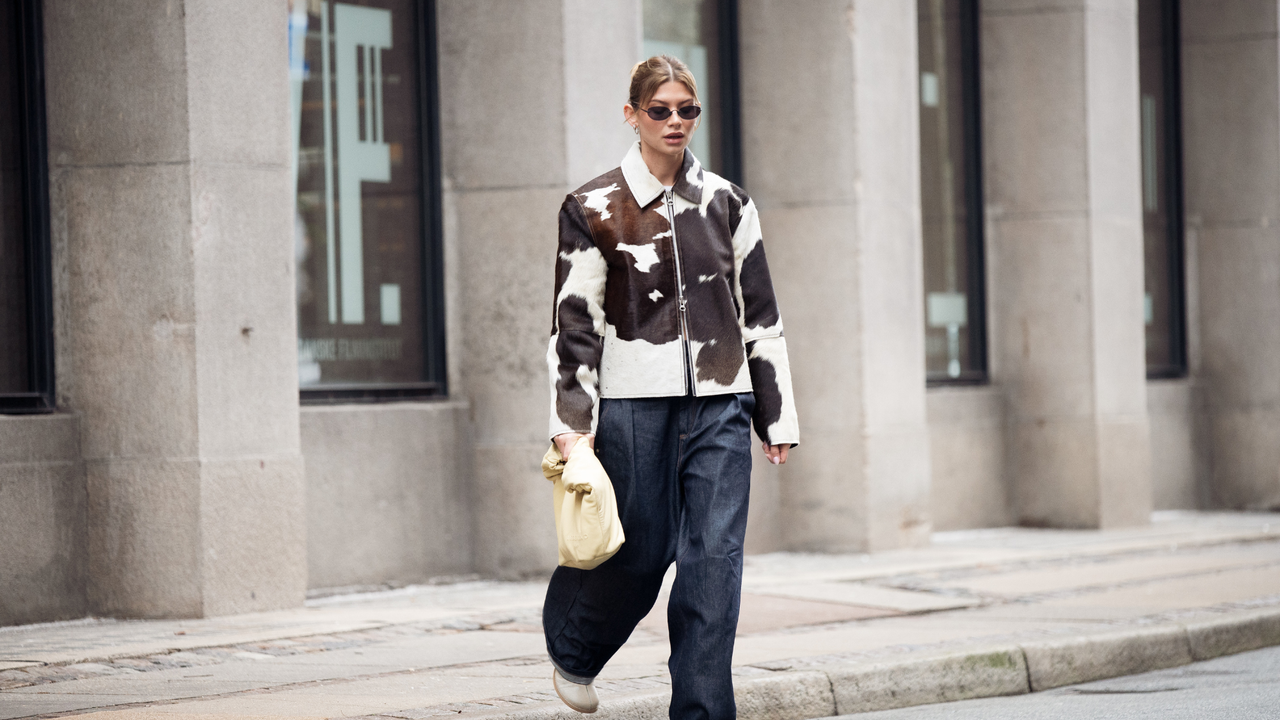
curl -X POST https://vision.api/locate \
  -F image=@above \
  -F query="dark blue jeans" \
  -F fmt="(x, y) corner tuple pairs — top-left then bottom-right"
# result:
(543, 392), (755, 720)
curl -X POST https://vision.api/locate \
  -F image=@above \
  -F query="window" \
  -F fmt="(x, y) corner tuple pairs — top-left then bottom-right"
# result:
(290, 0), (445, 401)
(918, 0), (986, 384)
(0, 0), (53, 414)
(1138, 0), (1187, 378)
(642, 0), (742, 184)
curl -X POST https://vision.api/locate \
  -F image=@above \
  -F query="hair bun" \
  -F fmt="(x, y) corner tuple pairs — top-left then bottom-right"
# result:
(628, 55), (699, 108)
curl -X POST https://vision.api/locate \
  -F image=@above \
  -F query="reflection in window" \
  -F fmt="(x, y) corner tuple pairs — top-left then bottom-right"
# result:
(290, 0), (443, 394)
(1138, 0), (1186, 377)
(918, 0), (985, 383)
(642, 0), (740, 183)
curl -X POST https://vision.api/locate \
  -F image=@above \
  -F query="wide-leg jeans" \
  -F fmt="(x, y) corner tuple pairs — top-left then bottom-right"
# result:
(543, 392), (755, 720)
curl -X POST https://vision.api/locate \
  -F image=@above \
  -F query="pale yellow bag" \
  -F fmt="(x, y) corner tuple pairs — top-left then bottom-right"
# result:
(541, 438), (625, 570)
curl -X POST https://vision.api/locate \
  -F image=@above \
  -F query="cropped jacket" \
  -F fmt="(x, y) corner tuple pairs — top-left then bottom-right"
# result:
(548, 142), (799, 447)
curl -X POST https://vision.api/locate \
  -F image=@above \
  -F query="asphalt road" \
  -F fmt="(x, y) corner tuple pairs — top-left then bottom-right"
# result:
(841, 645), (1280, 720)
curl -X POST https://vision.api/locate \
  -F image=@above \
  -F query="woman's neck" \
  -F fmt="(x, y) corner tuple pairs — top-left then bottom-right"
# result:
(640, 143), (683, 187)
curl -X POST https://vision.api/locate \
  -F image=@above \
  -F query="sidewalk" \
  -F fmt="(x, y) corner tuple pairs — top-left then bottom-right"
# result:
(2, 511), (1280, 720)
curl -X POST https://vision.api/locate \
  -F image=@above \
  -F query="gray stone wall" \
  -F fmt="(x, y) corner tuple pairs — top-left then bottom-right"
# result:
(1146, 380), (1208, 510)
(436, 0), (641, 578)
(33, 0), (307, 619)
(740, 0), (933, 552)
(928, 387), (1010, 531)
(302, 402), (472, 590)
(981, 0), (1152, 529)
(0, 415), (84, 625)
(1181, 0), (1280, 511)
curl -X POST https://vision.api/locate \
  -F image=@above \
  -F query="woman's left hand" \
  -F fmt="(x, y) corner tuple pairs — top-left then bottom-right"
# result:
(762, 443), (789, 465)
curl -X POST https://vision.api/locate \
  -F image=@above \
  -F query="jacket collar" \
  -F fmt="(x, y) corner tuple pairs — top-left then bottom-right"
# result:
(621, 141), (704, 208)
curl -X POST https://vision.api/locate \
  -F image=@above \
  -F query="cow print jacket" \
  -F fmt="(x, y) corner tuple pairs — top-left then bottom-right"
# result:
(548, 142), (799, 447)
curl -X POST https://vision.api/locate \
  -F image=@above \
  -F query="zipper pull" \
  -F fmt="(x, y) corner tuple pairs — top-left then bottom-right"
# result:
(679, 298), (687, 312)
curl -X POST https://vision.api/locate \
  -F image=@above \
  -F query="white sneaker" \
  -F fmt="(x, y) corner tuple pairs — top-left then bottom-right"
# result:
(553, 668), (599, 713)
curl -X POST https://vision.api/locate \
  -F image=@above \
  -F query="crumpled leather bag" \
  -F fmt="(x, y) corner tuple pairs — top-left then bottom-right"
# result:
(541, 437), (625, 570)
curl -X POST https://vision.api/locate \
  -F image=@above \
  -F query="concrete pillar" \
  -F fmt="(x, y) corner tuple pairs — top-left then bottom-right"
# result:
(739, 0), (933, 552)
(982, 0), (1151, 528)
(1180, 1), (1280, 510)
(437, 0), (640, 576)
(44, 0), (306, 616)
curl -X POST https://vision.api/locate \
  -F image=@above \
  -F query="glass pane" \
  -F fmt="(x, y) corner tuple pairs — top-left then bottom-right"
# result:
(642, 0), (728, 176)
(292, 0), (428, 388)
(0, 1), (30, 394)
(1138, 0), (1179, 372)
(918, 0), (979, 381)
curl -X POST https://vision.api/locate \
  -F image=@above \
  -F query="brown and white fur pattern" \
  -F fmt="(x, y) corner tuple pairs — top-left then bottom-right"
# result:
(549, 143), (799, 447)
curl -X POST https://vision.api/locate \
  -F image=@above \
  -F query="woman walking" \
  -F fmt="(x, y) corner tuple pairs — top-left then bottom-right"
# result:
(543, 55), (799, 720)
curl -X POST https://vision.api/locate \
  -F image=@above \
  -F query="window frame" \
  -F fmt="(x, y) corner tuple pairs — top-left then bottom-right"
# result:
(1144, 0), (1188, 380)
(299, 0), (448, 405)
(640, 0), (743, 186)
(0, 0), (55, 415)
(923, 0), (988, 388)
(715, 0), (744, 187)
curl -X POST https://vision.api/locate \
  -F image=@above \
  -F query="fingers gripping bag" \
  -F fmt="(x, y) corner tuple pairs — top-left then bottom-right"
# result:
(541, 438), (625, 570)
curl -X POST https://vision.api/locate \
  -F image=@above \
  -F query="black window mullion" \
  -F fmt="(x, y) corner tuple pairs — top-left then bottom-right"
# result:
(418, 0), (447, 396)
(1, 0), (54, 415)
(1158, 0), (1187, 378)
(959, 0), (987, 382)
(715, 0), (743, 187)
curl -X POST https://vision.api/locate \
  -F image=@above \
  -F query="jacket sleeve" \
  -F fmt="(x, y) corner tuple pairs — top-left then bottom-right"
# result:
(548, 194), (608, 441)
(731, 192), (800, 447)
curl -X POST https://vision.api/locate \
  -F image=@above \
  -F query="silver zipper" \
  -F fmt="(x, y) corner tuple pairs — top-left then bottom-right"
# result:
(666, 190), (694, 395)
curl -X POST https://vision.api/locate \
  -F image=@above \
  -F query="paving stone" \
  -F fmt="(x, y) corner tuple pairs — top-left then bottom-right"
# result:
(637, 591), (897, 638)
(927, 544), (1280, 599)
(750, 582), (983, 612)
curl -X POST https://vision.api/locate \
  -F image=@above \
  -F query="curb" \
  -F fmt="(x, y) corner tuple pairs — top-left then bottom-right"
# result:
(826, 646), (1027, 715)
(440, 606), (1280, 719)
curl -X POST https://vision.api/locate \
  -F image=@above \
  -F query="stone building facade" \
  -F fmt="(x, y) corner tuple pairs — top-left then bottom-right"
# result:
(1, 0), (1277, 625)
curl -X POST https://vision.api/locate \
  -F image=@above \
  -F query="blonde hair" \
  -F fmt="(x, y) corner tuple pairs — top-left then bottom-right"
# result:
(628, 54), (699, 109)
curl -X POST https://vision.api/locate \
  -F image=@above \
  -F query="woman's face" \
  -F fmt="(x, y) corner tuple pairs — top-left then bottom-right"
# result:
(625, 80), (699, 163)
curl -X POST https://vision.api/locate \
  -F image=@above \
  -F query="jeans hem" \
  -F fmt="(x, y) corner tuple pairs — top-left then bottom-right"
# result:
(550, 656), (595, 685)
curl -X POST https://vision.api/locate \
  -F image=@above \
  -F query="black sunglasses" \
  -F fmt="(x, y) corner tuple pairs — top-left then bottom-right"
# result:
(635, 104), (702, 121)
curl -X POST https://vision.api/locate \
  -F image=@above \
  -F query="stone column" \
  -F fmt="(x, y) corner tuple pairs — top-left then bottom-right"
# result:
(45, 0), (306, 616)
(437, 0), (640, 577)
(1180, 1), (1280, 510)
(982, 0), (1151, 528)
(739, 0), (933, 552)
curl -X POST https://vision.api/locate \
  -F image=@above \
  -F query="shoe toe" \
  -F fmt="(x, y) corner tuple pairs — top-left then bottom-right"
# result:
(553, 669), (599, 713)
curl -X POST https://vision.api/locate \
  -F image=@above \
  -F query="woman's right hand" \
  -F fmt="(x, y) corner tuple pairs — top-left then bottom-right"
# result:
(554, 432), (595, 460)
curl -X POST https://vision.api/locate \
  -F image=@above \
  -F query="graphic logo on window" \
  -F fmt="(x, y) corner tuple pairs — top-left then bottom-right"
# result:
(294, 3), (393, 326)
(291, 0), (428, 387)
